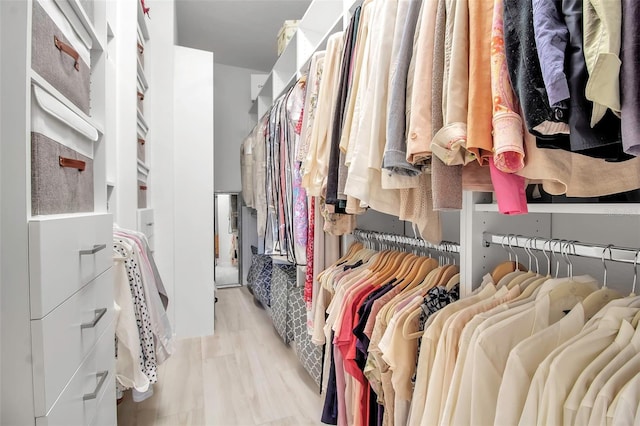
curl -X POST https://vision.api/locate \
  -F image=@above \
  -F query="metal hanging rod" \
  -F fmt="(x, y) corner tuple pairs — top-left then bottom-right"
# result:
(352, 229), (460, 254)
(483, 232), (640, 265)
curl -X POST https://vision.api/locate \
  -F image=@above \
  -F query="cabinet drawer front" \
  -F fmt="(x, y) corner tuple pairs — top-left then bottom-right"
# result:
(35, 322), (115, 426)
(32, 268), (114, 416)
(137, 208), (154, 237)
(29, 213), (112, 318)
(89, 379), (117, 426)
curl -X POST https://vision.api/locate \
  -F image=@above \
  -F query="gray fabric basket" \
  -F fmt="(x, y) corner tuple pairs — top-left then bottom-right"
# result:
(31, 132), (94, 215)
(32, 1), (91, 115)
(291, 286), (323, 388)
(271, 264), (297, 344)
(138, 180), (147, 209)
(251, 254), (273, 308)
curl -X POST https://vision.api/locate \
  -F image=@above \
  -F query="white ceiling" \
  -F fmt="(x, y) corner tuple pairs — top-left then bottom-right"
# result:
(175, 0), (312, 72)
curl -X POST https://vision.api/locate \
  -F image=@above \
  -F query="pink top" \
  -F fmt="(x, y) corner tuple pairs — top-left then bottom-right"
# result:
(489, 157), (528, 215)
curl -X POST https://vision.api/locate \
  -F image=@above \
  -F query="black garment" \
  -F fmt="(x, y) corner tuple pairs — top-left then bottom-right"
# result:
(326, 7), (361, 209)
(369, 386), (379, 426)
(353, 282), (395, 370)
(621, 0), (640, 156)
(321, 332), (339, 425)
(561, 0), (629, 161)
(503, 0), (569, 145)
(411, 284), (460, 387)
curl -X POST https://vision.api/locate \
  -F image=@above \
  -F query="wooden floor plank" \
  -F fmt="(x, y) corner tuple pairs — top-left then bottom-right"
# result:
(117, 286), (323, 425)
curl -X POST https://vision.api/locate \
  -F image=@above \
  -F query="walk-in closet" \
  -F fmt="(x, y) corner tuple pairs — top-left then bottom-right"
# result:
(2, 0), (640, 425)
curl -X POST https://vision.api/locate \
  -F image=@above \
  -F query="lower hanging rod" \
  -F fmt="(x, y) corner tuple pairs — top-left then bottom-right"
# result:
(483, 232), (640, 265)
(352, 228), (460, 254)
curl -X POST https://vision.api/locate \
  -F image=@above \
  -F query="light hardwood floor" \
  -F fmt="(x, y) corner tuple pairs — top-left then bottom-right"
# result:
(117, 286), (324, 425)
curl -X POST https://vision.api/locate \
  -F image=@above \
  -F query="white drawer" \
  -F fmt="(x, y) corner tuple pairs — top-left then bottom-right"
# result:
(89, 379), (116, 426)
(29, 213), (112, 318)
(36, 321), (116, 426)
(32, 268), (114, 417)
(137, 208), (154, 249)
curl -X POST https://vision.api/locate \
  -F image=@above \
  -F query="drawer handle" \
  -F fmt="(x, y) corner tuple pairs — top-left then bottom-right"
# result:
(53, 35), (80, 71)
(137, 42), (144, 55)
(140, 185), (148, 191)
(138, 138), (146, 145)
(79, 244), (107, 255)
(81, 308), (107, 329)
(137, 91), (145, 101)
(146, 222), (154, 226)
(83, 371), (108, 401)
(59, 156), (86, 171)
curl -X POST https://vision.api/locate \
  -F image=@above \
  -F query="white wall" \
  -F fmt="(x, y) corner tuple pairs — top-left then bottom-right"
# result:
(214, 63), (262, 192)
(147, 0), (177, 333)
(174, 46), (215, 337)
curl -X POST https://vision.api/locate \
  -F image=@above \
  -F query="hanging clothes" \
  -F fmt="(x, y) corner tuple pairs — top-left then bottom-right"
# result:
(112, 226), (173, 404)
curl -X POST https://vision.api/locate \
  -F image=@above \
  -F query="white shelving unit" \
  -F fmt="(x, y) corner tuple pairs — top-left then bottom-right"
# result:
(1, 0), (116, 424)
(248, 0), (344, 116)
(475, 202), (640, 216)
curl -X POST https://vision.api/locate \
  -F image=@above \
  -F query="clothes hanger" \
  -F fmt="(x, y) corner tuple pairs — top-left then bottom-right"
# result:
(492, 234), (528, 284)
(628, 250), (640, 327)
(434, 248), (459, 288)
(444, 244), (461, 291)
(546, 240), (596, 305)
(577, 244), (623, 320)
(392, 237), (419, 280)
(393, 252), (420, 282)
(516, 237), (545, 289)
(629, 249), (639, 298)
(506, 236), (537, 289)
(402, 249), (460, 340)
(511, 237), (551, 302)
(496, 235), (528, 289)
(373, 249), (409, 287)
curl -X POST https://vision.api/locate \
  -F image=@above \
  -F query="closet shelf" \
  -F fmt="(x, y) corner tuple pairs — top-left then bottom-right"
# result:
(137, 58), (149, 90)
(31, 71), (105, 135)
(29, 211), (110, 222)
(137, 0), (150, 41)
(475, 203), (640, 216)
(249, 100), (258, 115)
(297, 0), (343, 36)
(107, 22), (115, 40)
(346, 0), (364, 14)
(273, 73), (298, 101)
(249, 72), (274, 113)
(137, 108), (149, 133)
(297, 15), (343, 75)
(137, 25), (146, 48)
(67, 0), (107, 52)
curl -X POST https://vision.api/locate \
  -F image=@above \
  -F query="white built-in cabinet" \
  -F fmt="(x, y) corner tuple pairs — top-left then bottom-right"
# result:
(108, 0), (154, 240)
(245, 0), (640, 298)
(1, 0), (116, 424)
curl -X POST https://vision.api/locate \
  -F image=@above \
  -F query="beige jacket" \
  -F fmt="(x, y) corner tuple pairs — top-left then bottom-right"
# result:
(406, 0), (438, 166)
